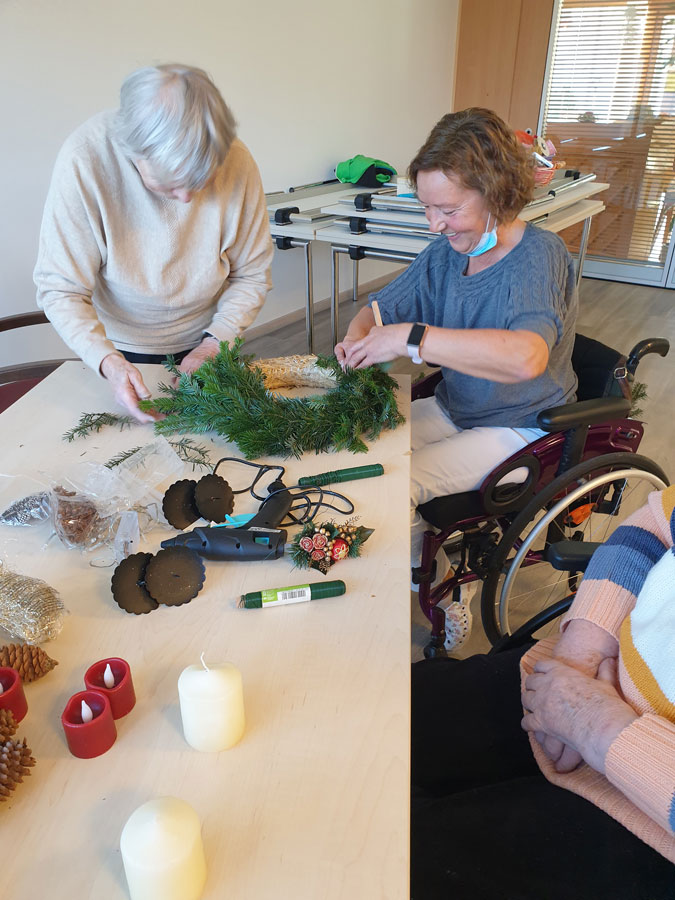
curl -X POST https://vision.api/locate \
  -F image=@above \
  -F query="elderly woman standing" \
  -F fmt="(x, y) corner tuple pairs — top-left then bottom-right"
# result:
(34, 63), (273, 422)
(335, 108), (577, 646)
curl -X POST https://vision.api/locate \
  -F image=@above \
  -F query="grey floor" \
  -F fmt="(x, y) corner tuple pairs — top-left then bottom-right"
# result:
(243, 276), (675, 662)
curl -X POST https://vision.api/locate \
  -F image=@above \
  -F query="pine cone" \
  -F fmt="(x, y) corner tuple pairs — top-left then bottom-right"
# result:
(0, 710), (17, 742)
(0, 642), (58, 682)
(0, 738), (35, 801)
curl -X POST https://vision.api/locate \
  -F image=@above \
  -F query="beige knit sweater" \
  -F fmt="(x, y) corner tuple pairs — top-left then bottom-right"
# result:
(34, 111), (273, 373)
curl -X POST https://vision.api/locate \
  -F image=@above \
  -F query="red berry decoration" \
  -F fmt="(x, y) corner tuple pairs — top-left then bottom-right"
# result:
(312, 533), (328, 550)
(299, 536), (314, 553)
(331, 539), (349, 561)
(311, 549), (325, 561)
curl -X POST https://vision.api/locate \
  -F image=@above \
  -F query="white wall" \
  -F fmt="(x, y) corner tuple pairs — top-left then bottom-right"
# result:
(0, 0), (459, 364)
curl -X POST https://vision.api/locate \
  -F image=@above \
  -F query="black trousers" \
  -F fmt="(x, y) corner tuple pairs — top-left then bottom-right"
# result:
(121, 349), (190, 365)
(411, 648), (675, 900)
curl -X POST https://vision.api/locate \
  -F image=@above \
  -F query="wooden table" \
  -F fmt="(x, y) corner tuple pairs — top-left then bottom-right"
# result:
(0, 363), (411, 900)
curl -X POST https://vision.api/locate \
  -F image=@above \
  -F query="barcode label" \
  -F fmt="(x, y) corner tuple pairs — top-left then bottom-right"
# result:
(262, 585), (311, 605)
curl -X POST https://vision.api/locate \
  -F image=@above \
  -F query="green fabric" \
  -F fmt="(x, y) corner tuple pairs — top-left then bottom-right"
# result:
(335, 154), (396, 185)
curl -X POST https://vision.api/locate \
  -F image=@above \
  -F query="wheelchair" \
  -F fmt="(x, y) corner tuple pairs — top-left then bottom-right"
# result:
(411, 333), (670, 658)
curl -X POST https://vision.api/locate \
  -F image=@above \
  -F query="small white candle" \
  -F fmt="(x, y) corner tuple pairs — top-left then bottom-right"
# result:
(103, 663), (115, 689)
(120, 796), (207, 900)
(81, 700), (93, 723)
(177, 655), (245, 752)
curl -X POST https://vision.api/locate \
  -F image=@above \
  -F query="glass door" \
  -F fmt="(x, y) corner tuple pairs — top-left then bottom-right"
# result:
(540, 0), (675, 287)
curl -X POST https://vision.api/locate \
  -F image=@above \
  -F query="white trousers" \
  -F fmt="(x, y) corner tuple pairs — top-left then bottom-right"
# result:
(411, 397), (544, 581)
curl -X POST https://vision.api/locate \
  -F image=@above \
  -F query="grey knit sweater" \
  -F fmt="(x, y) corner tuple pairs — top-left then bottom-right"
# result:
(372, 223), (578, 429)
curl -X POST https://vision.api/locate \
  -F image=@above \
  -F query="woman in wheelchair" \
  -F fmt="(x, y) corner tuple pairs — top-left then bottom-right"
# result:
(334, 108), (578, 646)
(412, 486), (675, 898)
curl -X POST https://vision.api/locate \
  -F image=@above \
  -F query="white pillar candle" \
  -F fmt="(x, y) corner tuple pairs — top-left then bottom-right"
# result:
(177, 656), (245, 752)
(120, 797), (206, 900)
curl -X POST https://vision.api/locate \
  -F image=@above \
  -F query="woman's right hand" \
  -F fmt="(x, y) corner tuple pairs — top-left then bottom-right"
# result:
(99, 353), (161, 423)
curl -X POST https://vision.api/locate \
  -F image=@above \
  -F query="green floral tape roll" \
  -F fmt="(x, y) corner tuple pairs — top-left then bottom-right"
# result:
(239, 580), (346, 609)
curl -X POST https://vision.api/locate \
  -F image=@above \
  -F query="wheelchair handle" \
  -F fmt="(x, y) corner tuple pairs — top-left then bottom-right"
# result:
(626, 338), (669, 375)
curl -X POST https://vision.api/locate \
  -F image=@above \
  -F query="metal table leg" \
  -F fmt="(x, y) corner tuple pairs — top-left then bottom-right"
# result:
(575, 216), (592, 287)
(331, 247), (340, 349)
(329, 245), (418, 349)
(272, 236), (315, 354)
(352, 258), (359, 302)
(302, 241), (314, 354)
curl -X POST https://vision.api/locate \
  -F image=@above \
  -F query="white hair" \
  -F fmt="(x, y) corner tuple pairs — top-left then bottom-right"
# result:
(116, 64), (237, 191)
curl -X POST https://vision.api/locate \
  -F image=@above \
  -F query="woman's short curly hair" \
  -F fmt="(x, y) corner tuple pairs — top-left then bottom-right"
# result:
(408, 108), (534, 222)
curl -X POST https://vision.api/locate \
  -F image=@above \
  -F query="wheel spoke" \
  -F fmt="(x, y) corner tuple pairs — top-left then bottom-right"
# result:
(480, 458), (668, 642)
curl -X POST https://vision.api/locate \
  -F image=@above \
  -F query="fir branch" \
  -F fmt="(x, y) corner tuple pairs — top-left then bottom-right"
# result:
(168, 438), (212, 470)
(63, 412), (135, 442)
(104, 438), (212, 471)
(629, 380), (648, 420)
(105, 446), (145, 468)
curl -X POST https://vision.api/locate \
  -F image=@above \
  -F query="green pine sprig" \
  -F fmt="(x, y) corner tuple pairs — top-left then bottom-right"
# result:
(629, 380), (648, 420)
(63, 412), (134, 442)
(104, 446), (145, 468)
(104, 438), (212, 471)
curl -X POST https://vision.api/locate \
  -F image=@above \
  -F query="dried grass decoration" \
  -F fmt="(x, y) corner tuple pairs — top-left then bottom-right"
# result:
(0, 562), (65, 644)
(140, 340), (405, 459)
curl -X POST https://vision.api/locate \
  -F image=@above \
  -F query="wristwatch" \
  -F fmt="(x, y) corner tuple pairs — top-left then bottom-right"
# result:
(406, 323), (429, 364)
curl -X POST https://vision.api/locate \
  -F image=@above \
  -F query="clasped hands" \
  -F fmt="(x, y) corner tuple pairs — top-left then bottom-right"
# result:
(100, 336), (221, 423)
(521, 620), (637, 775)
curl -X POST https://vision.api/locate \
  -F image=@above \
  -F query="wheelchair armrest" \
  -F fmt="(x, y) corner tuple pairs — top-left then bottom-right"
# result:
(546, 540), (597, 571)
(536, 396), (631, 432)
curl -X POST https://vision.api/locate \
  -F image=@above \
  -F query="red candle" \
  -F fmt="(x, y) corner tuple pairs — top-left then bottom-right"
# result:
(84, 657), (136, 719)
(0, 667), (28, 723)
(61, 690), (117, 758)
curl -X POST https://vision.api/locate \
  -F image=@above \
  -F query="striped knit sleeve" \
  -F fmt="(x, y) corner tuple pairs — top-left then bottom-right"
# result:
(605, 714), (675, 835)
(562, 502), (668, 639)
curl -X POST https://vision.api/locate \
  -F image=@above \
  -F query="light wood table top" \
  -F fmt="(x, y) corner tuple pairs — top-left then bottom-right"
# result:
(0, 362), (411, 900)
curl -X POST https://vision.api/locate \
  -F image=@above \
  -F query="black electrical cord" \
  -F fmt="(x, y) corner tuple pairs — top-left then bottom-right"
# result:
(212, 457), (354, 525)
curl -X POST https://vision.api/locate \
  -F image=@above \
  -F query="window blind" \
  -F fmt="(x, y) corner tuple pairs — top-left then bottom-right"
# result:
(541, 0), (675, 265)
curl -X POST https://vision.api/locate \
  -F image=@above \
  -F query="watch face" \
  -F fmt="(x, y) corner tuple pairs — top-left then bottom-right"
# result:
(408, 323), (427, 345)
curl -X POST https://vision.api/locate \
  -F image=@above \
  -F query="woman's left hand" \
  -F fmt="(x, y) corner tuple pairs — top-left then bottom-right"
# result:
(521, 658), (637, 774)
(178, 336), (221, 375)
(342, 323), (409, 369)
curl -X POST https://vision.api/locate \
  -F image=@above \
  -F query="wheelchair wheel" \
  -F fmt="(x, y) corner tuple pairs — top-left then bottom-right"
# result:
(480, 452), (668, 645)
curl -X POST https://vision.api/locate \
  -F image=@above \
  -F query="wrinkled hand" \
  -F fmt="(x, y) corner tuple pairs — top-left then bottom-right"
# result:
(534, 620), (620, 772)
(178, 336), (221, 375)
(100, 353), (160, 424)
(340, 323), (408, 370)
(522, 657), (636, 775)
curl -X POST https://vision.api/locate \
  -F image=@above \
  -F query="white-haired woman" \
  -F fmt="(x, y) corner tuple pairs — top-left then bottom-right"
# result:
(34, 64), (273, 421)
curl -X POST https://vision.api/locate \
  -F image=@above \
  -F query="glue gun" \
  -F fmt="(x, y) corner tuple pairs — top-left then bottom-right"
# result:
(160, 479), (293, 562)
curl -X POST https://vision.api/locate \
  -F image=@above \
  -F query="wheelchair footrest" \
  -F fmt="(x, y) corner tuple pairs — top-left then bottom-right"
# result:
(546, 540), (599, 572)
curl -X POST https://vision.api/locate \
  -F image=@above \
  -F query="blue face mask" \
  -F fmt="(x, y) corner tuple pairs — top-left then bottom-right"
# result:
(465, 213), (498, 257)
